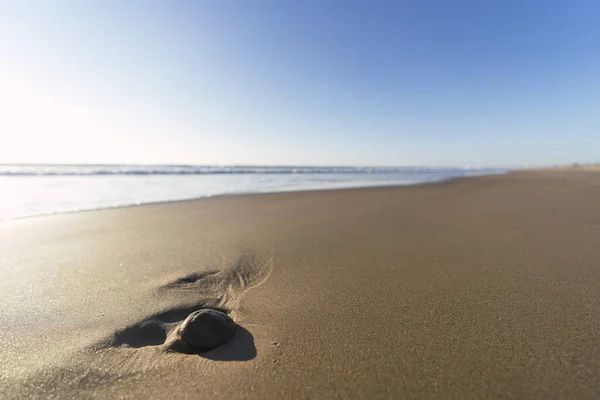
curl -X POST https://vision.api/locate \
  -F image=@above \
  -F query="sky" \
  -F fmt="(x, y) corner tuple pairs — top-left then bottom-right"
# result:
(0, 0), (599, 167)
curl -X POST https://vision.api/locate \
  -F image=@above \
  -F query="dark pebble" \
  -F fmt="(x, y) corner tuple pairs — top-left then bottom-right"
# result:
(179, 309), (236, 350)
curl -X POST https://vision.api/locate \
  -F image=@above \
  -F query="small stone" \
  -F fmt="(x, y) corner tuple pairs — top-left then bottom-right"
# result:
(178, 309), (236, 350)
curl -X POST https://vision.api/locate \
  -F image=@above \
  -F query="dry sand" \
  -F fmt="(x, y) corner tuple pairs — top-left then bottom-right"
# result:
(1, 169), (600, 399)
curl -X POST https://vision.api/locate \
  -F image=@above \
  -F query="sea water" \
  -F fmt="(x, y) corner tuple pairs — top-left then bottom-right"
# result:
(0, 165), (507, 220)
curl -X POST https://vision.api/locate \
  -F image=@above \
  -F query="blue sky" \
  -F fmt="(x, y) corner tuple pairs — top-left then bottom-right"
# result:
(0, 0), (599, 166)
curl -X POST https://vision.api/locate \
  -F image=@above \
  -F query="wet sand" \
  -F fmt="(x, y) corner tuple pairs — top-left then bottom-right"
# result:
(1, 169), (600, 399)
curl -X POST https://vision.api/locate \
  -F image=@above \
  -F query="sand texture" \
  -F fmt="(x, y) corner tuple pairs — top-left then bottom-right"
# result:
(1, 169), (600, 399)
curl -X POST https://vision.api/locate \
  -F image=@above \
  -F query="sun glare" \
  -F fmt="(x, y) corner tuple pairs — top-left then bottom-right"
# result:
(0, 73), (132, 164)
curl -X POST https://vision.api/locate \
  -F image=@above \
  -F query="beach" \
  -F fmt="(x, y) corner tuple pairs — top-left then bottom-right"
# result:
(1, 168), (600, 399)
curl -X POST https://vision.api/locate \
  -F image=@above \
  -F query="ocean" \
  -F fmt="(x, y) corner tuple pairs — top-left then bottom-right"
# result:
(0, 165), (507, 220)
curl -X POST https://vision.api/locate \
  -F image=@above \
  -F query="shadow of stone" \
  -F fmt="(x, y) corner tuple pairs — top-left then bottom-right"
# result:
(169, 325), (256, 361)
(200, 326), (256, 361)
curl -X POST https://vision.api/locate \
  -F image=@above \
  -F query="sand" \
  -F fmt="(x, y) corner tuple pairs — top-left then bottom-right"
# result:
(1, 169), (600, 399)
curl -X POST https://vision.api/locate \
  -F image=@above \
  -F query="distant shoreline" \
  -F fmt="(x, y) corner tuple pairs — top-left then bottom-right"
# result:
(0, 167), (508, 220)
